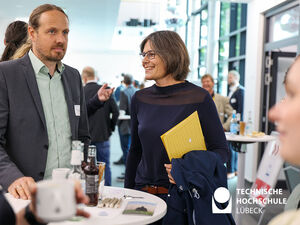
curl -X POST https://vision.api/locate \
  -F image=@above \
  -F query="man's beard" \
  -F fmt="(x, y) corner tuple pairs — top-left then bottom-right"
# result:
(36, 44), (66, 62)
(45, 52), (65, 62)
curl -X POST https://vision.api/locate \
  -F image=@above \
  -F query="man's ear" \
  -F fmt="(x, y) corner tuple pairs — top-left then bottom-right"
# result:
(28, 26), (36, 42)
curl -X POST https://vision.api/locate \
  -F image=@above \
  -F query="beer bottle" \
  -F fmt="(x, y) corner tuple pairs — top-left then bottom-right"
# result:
(84, 145), (99, 206)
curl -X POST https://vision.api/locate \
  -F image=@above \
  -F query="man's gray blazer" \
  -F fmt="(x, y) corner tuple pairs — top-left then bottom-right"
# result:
(0, 54), (90, 190)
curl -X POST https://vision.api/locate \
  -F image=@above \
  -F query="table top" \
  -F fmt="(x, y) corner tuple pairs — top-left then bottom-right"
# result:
(6, 186), (167, 225)
(225, 133), (276, 143)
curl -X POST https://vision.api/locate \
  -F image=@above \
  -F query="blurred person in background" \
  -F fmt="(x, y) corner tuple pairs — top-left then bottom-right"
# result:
(227, 70), (244, 177)
(82, 66), (119, 186)
(201, 74), (233, 131)
(268, 56), (300, 224)
(116, 74), (137, 181)
(133, 79), (140, 89)
(1, 20), (28, 62)
(227, 70), (244, 119)
(113, 74), (125, 104)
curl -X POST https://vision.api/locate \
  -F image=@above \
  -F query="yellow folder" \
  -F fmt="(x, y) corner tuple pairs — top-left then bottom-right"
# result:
(160, 111), (207, 161)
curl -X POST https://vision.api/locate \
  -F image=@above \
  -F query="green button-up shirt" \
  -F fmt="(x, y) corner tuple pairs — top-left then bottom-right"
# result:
(29, 51), (72, 179)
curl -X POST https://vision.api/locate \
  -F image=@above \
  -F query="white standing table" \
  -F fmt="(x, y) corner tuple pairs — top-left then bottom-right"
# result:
(118, 115), (130, 120)
(6, 186), (167, 225)
(225, 133), (276, 225)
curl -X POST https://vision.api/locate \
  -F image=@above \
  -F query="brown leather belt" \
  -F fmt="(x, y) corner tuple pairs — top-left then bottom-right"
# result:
(141, 185), (169, 195)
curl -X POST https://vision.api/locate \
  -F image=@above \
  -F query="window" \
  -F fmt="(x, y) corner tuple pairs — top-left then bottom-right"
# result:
(217, 2), (247, 96)
(268, 5), (299, 42)
(199, 7), (208, 77)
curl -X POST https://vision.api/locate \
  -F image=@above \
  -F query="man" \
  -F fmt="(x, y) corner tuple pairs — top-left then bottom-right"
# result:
(227, 70), (244, 177)
(133, 79), (140, 89)
(116, 74), (137, 181)
(0, 4), (113, 199)
(82, 66), (119, 186)
(201, 74), (233, 131)
(228, 70), (244, 120)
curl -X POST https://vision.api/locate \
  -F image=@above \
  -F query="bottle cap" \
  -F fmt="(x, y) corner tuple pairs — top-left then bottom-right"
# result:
(71, 150), (82, 165)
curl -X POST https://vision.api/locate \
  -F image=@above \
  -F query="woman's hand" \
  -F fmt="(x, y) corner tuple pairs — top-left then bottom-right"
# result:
(164, 164), (176, 184)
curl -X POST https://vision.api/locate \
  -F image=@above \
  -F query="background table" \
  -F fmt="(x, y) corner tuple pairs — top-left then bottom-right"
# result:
(118, 115), (130, 120)
(6, 186), (167, 225)
(225, 133), (276, 225)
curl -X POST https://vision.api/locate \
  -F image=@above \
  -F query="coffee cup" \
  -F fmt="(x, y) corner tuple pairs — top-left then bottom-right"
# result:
(36, 180), (76, 222)
(52, 168), (70, 180)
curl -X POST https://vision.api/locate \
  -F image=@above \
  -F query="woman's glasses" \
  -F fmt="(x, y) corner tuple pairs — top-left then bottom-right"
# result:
(139, 50), (156, 60)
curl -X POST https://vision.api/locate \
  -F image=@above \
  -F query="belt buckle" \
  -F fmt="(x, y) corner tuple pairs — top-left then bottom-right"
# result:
(149, 185), (158, 194)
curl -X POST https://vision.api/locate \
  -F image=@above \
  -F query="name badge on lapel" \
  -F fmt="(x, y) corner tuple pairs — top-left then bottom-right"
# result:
(230, 98), (237, 104)
(74, 105), (80, 116)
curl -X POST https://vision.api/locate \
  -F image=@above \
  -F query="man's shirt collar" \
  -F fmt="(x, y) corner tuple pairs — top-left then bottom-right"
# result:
(29, 50), (64, 76)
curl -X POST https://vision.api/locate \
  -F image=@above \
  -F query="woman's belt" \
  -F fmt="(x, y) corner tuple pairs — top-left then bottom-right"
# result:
(141, 185), (169, 194)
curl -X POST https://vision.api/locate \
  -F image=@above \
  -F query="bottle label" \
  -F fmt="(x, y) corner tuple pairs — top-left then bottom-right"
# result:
(230, 123), (238, 134)
(85, 175), (99, 194)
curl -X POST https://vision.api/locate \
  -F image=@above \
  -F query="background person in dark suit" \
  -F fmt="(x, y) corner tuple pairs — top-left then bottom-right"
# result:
(82, 66), (119, 186)
(0, 4), (113, 199)
(228, 70), (244, 120)
(116, 74), (137, 181)
(227, 70), (244, 177)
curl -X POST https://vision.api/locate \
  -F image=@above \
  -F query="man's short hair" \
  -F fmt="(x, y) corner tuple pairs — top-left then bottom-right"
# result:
(201, 74), (214, 83)
(82, 66), (95, 79)
(123, 74), (133, 85)
(228, 70), (240, 82)
(29, 4), (68, 30)
(140, 30), (190, 81)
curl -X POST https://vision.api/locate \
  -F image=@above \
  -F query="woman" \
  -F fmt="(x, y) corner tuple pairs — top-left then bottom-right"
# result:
(268, 55), (300, 225)
(124, 31), (229, 223)
(1, 20), (28, 62)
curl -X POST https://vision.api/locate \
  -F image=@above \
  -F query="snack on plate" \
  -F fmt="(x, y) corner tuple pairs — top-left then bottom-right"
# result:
(248, 131), (265, 137)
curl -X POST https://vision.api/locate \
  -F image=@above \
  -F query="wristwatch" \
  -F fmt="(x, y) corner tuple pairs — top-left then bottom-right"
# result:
(24, 205), (47, 225)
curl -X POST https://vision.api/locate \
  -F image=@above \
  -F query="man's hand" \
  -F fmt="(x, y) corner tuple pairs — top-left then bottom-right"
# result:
(8, 177), (35, 200)
(164, 164), (176, 184)
(97, 83), (115, 102)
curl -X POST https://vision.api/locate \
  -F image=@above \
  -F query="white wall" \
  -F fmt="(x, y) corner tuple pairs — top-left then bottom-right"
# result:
(63, 49), (145, 88)
(244, 0), (289, 182)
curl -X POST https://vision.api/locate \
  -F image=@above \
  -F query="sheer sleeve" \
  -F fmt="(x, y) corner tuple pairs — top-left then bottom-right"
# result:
(124, 94), (142, 188)
(200, 93), (229, 163)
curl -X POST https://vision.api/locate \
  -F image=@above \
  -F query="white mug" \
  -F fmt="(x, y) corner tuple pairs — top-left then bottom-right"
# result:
(36, 180), (76, 222)
(52, 168), (70, 180)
